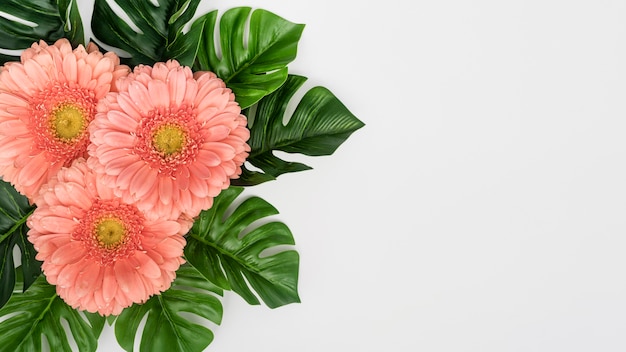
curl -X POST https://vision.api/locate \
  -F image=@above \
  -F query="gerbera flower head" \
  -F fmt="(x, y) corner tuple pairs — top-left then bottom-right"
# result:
(27, 159), (188, 316)
(0, 38), (129, 200)
(88, 60), (250, 220)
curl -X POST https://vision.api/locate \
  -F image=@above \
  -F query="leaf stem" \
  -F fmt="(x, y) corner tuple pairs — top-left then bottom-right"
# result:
(0, 208), (35, 244)
(188, 232), (262, 275)
(16, 293), (57, 351)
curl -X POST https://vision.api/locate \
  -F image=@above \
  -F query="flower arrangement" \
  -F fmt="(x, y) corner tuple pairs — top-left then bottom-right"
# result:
(0, 0), (363, 351)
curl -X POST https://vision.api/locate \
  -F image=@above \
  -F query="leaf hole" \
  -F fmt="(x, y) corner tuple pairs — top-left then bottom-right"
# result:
(0, 311), (20, 324)
(212, 11), (224, 61)
(41, 333), (51, 352)
(238, 218), (275, 240)
(60, 317), (80, 352)
(0, 11), (37, 28)
(12, 245), (21, 267)
(149, 0), (160, 7)
(130, 310), (150, 352)
(0, 48), (22, 58)
(105, 0), (144, 35)
(220, 192), (248, 223)
(282, 80), (316, 126)
(242, 8), (252, 51)
(63, 1), (75, 31)
(243, 273), (264, 303)
(90, 39), (132, 59)
(77, 310), (95, 326)
(273, 150), (311, 164)
(177, 311), (220, 331)
(244, 101), (258, 128)
(175, 0), (194, 34)
(258, 244), (296, 259)
(243, 161), (264, 174)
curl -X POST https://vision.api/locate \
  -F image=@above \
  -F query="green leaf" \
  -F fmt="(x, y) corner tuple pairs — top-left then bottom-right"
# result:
(91, 0), (203, 66)
(57, 0), (85, 46)
(233, 75), (365, 186)
(0, 180), (40, 309)
(85, 311), (106, 339)
(185, 186), (300, 308)
(0, 0), (83, 64)
(114, 264), (223, 352)
(0, 276), (104, 351)
(194, 7), (305, 109)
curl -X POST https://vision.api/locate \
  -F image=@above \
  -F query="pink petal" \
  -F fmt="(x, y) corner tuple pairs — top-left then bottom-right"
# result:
(129, 165), (157, 199)
(128, 81), (152, 114)
(62, 54), (77, 82)
(23, 59), (49, 88)
(158, 177), (173, 205)
(17, 154), (48, 187)
(102, 266), (118, 303)
(117, 93), (143, 120)
(106, 110), (138, 131)
(167, 68), (187, 106)
(146, 220), (181, 236)
(188, 175), (208, 197)
(134, 251), (162, 279)
(103, 131), (135, 147)
(56, 261), (83, 288)
(77, 59), (93, 87)
(114, 259), (138, 294)
(39, 216), (78, 234)
(116, 160), (145, 188)
(51, 242), (86, 265)
(74, 261), (102, 298)
(105, 154), (141, 174)
(148, 79), (169, 107)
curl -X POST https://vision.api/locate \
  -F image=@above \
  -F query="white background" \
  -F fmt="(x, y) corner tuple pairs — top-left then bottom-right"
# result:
(77, 0), (626, 351)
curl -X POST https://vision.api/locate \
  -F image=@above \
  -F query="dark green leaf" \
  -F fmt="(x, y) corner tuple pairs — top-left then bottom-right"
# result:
(0, 180), (39, 308)
(114, 264), (223, 352)
(233, 75), (365, 186)
(194, 7), (305, 108)
(0, 276), (103, 351)
(91, 0), (202, 66)
(185, 187), (300, 308)
(0, 0), (82, 64)
(57, 0), (85, 46)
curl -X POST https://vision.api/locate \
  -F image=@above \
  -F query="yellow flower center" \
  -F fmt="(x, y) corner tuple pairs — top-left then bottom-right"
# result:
(51, 104), (85, 141)
(153, 124), (186, 156)
(95, 218), (126, 249)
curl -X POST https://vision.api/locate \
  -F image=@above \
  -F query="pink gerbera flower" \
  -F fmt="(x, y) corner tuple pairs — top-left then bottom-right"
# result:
(88, 60), (250, 220)
(0, 38), (129, 200)
(27, 159), (188, 316)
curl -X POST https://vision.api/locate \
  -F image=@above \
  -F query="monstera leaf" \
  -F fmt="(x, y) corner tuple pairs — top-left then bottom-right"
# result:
(233, 74), (365, 186)
(114, 264), (223, 352)
(56, 0), (84, 45)
(91, 0), (203, 66)
(185, 186), (300, 308)
(0, 0), (83, 64)
(0, 180), (40, 309)
(0, 276), (105, 351)
(193, 7), (305, 108)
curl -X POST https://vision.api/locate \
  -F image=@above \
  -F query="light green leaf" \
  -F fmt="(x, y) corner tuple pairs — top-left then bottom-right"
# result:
(0, 276), (104, 351)
(114, 264), (223, 352)
(233, 74), (365, 186)
(0, 180), (39, 309)
(185, 186), (300, 308)
(194, 7), (305, 108)
(0, 0), (81, 64)
(91, 0), (202, 66)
